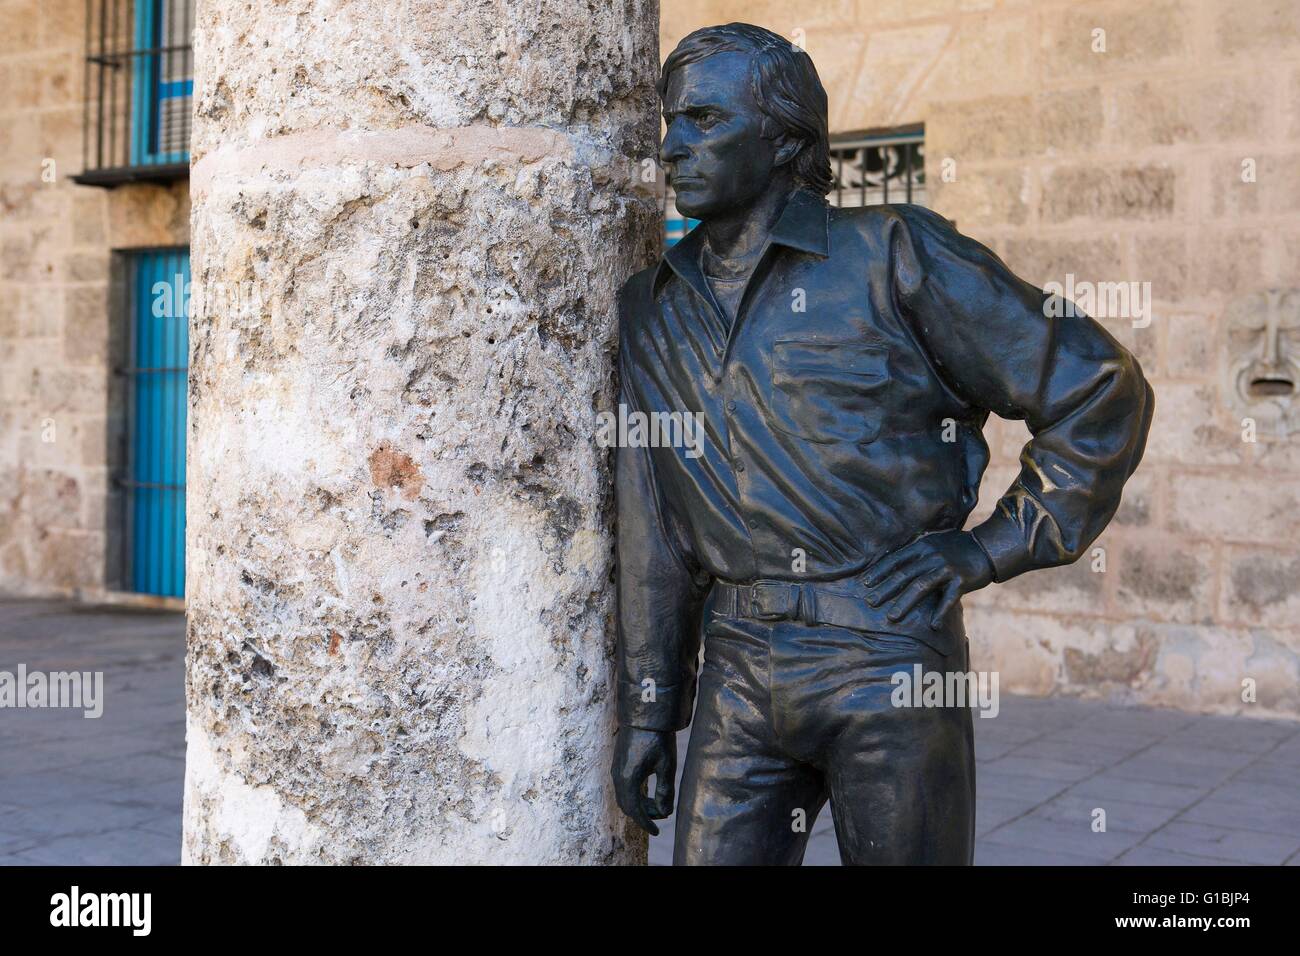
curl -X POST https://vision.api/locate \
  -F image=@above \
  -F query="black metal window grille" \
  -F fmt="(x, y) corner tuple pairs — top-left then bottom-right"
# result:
(75, 0), (194, 187)
(828, 124), (926, 208)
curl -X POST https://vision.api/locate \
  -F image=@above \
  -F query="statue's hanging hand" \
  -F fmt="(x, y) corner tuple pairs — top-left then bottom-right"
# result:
(611, 726), (677, 836)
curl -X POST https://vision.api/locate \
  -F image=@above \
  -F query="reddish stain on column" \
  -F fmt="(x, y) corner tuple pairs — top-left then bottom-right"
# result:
(368, 442), (423, 501)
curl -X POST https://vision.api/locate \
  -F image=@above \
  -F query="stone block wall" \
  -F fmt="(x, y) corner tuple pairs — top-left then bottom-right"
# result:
(663, 0), (1300, 717)
(0, 0), (188, 600)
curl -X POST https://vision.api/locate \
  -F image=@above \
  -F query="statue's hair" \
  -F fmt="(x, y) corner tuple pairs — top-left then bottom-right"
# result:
(658, 22), (833, 197)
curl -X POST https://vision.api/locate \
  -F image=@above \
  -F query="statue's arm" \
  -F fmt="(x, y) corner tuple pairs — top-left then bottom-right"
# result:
(613, 376), (708, 734)
(890, 205), (1155, 584)
(609, 281), (709, 833)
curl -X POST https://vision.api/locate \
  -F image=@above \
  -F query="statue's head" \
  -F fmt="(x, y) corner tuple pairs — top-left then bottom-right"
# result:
(658, 23), (832, 221)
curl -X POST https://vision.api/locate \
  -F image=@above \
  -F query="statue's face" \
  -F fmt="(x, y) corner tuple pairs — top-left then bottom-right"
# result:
(660, 52), (784, 221)
(1228, 289), (1300, 403)
(1219, 289), (1300, 437)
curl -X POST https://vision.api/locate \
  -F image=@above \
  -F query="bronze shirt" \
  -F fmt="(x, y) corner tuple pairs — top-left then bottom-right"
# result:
(614, 189), (1154, 731)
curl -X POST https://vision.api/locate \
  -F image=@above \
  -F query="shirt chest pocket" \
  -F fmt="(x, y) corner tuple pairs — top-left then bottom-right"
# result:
(769, 339), (891, 444)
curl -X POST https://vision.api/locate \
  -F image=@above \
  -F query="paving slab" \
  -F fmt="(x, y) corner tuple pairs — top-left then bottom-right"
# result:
(979, 815), (1145, 862)
(1141, 821), (1300, 866)
(1029, 792), (1183, 834)
(1113, 846), (1235, 866)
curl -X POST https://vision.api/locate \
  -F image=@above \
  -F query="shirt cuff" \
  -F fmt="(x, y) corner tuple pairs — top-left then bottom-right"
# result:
(617, 679), (694, 732)
(970, 510), (1035, 583)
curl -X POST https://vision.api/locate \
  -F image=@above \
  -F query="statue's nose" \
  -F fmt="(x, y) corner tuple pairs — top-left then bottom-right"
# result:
(660, 124), (689, 167)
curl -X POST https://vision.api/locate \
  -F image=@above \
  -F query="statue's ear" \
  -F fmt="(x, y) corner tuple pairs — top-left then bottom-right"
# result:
(774, 135), (804, 168)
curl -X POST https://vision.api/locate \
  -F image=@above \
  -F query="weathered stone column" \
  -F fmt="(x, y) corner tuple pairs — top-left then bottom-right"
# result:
(183, 0), (660, 864)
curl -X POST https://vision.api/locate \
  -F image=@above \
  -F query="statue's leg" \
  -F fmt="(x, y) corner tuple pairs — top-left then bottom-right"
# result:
(815, 632), (976, 865)
(673, 617), (828, 866)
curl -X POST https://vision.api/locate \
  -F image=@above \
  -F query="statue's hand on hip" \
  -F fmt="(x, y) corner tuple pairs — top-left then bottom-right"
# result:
(863, 529), (996, 629)
(612, 726), (677, 836)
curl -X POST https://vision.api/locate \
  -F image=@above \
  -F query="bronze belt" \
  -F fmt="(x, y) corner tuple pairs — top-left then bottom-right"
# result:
(710, 578), (964, 657)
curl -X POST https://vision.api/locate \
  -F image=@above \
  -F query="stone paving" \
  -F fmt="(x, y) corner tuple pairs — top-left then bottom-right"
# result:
(1, 597), (1298, 866)
(0, 598), (185, 865)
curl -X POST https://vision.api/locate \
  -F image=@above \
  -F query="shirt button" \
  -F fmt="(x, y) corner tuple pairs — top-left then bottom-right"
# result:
(725, 400), (737, 412)
(748, 519), (758, 530)
(734, 460), (745, 473)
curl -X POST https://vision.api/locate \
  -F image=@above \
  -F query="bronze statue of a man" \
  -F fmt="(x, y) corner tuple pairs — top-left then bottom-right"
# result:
(611, 23), (1154, 865)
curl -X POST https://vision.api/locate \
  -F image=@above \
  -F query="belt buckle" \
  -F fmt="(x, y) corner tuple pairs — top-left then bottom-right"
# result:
(749, 582), (800, 621)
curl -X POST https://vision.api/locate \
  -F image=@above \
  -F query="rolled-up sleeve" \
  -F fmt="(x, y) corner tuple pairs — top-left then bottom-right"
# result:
(615, 282), (709, 731)
(891, 205), (1155, 583)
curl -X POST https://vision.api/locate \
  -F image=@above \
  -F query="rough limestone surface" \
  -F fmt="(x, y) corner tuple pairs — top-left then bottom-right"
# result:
(183, 0), (661, 864)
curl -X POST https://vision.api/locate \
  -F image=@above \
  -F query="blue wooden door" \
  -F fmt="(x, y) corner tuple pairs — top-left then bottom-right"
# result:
(127, 249), (189, 598)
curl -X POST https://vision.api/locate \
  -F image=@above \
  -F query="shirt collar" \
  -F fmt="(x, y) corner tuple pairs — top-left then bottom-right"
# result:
(767, 187), (832, 258)
(654, 188), (830, 295)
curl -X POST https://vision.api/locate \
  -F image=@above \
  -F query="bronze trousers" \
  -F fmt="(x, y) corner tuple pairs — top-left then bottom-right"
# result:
(673, 612), (976, 865)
